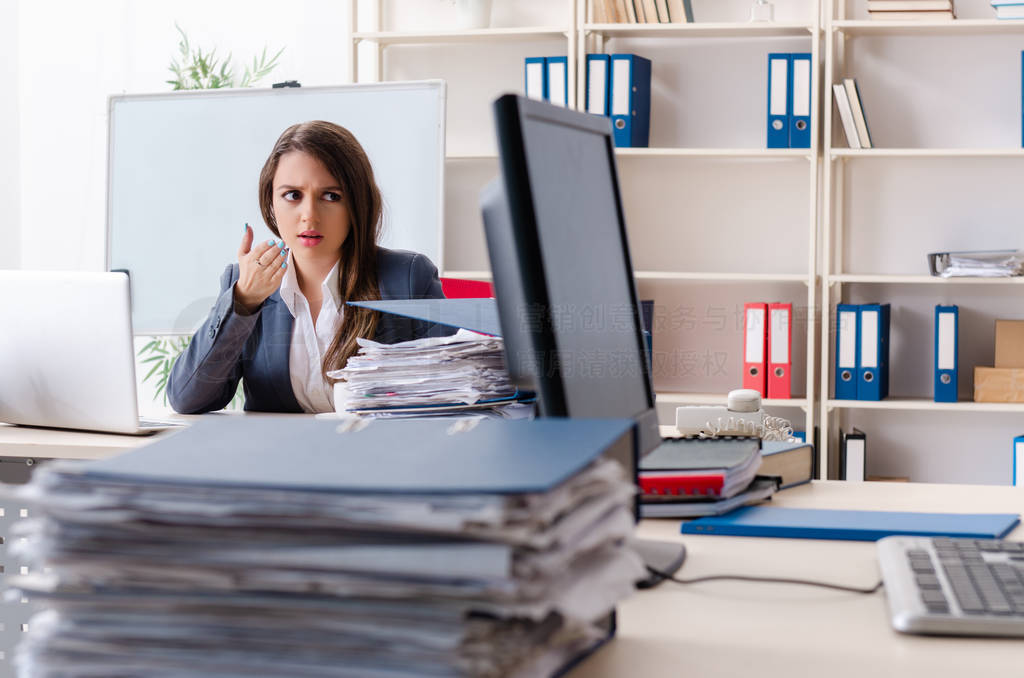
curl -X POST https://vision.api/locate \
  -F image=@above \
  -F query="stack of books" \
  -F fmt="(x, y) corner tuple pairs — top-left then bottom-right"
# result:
(992, 1), (1024, 20)
(867, 0), (956, 19)
(329, 329), (532, 419)
(592, 0), (693, 23)
(638, 436), (815, 518)
(5, 417), (645, 678)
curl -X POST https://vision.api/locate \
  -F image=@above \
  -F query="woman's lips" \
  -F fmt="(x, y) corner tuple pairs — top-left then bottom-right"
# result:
(298, 233), (323, 247)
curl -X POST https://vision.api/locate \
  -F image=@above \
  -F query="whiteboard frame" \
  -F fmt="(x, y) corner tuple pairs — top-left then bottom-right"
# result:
(104, 80), (447, 336)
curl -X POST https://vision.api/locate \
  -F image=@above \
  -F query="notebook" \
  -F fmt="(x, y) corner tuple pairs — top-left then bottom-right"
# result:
(0, 270), (181, 435)
(680, 505), (1021, 541)
(638, 437), (762, 500)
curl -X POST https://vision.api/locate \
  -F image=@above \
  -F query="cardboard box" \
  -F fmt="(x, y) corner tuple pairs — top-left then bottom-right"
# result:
(995, 320), (1024, 368)
(974, 366), (1024, 403)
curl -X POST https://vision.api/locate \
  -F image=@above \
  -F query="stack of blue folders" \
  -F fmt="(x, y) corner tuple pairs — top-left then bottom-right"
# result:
(834, 303), (891, 401)
(6, 418), (645, 677)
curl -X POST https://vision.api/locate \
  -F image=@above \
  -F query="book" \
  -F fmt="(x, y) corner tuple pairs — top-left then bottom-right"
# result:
(680, 506), (1021, 541)
(640, 476), (778, 519)
(867, 0), (953, 9)
(843, 78), (873, 149)
(760, 440), (814, 489)
(665, 0), (693, 23)
(869, 10), (955, 18)
(832, 83), (861, 149)
(639, 437), (762, 500)
(995, 5), (1024, 18)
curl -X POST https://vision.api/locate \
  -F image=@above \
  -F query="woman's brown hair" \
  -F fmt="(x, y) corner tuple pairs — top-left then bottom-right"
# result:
(258, 121), (381, 383)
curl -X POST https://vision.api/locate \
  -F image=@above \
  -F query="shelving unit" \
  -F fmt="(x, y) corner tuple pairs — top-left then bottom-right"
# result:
(819, 0), (1024, 482)
(350, 0), (823, 443)
(580, 1), (822, 439)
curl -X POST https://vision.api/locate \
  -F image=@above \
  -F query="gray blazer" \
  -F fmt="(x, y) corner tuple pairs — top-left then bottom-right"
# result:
(168, 248), (449, 414)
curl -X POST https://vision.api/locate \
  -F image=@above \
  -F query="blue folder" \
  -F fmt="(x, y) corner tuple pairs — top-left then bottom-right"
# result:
(680, 505), (1020, 541)
(766, 53), (791, 149)
(609, 54), (651, 148)
(82, 417), (636, 496)
(856, 303), (890, 401)
(934, 304), (959, 403)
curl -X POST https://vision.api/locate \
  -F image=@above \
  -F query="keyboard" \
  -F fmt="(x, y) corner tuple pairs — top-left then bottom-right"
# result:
(877, 535), (1024, 637)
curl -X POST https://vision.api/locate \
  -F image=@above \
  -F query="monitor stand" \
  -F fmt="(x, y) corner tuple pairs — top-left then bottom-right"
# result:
(634, 538), (687, 589)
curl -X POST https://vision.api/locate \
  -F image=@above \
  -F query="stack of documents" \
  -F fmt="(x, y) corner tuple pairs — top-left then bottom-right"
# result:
(6, 417), (645, 677)
(637, 437), (780, 519)
(329, 329), (531, 418)
(928, 249), (1024, 278)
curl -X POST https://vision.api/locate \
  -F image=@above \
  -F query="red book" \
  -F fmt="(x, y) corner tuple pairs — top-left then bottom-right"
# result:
(638, 437), (762, 501)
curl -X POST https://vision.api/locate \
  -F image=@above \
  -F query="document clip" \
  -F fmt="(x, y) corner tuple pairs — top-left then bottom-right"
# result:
(447, 417), (483, 435)
(335, 416), (371, 434)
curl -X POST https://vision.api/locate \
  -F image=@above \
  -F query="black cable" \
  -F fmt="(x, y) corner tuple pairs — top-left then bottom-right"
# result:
(647, 566), (884, 594)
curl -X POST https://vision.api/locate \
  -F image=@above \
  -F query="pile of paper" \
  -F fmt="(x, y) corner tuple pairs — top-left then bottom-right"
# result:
(5, 418), (643, 677)
(929, 250), (1024, 278)
(329, 329), (531, 418)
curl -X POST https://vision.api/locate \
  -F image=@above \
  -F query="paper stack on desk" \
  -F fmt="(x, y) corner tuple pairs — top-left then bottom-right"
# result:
(329, 329), (532, 418)
(5, 417), (643, 678)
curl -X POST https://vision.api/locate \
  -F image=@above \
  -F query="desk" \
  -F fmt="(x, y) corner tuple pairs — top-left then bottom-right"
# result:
(572, 481), (1024, 677)
(2, 427), (1024, 676)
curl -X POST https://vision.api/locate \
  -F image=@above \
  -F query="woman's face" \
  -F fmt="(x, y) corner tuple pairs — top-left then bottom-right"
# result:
(271, 150), (351, 267)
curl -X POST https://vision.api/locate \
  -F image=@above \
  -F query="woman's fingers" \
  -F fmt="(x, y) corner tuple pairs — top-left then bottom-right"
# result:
(251, 239), (283, 269)
(238, 223), (254, 257)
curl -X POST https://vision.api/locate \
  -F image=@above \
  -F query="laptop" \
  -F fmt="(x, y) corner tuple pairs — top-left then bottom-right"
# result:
(0, 270), (182, 435)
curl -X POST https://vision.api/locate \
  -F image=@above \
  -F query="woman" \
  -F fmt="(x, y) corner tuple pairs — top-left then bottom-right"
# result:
(168, 121), (447, 414)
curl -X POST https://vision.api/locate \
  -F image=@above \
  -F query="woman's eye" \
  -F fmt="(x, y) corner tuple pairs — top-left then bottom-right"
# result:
(323, 192), (342, 202)
(283, 190), (300, 201)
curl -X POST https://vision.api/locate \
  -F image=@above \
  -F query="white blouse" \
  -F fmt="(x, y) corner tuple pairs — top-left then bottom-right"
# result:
(278, 254), (343, 413)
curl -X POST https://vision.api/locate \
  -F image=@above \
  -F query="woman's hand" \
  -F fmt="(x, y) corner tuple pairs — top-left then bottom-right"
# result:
(234, 224), (288, 313)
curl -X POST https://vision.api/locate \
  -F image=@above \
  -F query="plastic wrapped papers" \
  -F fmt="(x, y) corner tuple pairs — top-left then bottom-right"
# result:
(928, 250), (1024, 278)
(329, 329), (533, 419)
(5, 418), (643, 678)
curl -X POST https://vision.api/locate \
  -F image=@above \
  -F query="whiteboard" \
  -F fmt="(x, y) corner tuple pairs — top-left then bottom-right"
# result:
(106, 81), (446, 334)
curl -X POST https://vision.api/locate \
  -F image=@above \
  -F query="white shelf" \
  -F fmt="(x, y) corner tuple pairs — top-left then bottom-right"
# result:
(444, 271), (813, 284)
(828, 398), (1024, 413)
(446, 152), (498, 160)
(442, 270), (492, 280)
(658, 392), (810, 409)
(831, 19), (1024, 37)
(635, 271), (811, 283)
(353, 27), (570, 45)
(449, 148), (812, 160)
(584, 22), (816, 39)
(830, 274), (1024, 285)
(831, 148), (1024, 158)
(616, 147), (812, 159)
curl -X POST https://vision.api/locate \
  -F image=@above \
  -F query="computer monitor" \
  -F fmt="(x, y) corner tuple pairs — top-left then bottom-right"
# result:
(481, 94), (662, 459)
(482, 94), (686, 584)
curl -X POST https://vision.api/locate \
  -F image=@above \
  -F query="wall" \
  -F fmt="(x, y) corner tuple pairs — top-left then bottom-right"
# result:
(0, 0), (19, 269)
(14, 0), (353, 272)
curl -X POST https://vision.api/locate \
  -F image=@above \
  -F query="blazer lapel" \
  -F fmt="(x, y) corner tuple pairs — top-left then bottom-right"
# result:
(260, 293), (303, 412)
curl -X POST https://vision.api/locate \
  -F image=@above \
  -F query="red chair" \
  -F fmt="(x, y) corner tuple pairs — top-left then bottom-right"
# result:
(440, 277), (494, 299)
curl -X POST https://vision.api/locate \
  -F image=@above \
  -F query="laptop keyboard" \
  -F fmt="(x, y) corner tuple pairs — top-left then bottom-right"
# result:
(877, 536), (1024, 636)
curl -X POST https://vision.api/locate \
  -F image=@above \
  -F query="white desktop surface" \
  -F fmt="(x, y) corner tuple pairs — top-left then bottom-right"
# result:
(571, 481), (1024, 677)
(2, 423), (1023, 674)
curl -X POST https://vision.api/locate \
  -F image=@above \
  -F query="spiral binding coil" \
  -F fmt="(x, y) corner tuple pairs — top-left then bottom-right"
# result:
(697, 414), (796, 442)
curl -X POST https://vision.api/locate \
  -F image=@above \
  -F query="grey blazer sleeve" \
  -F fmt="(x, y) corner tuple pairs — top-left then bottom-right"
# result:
(167, 264), (261, 414)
